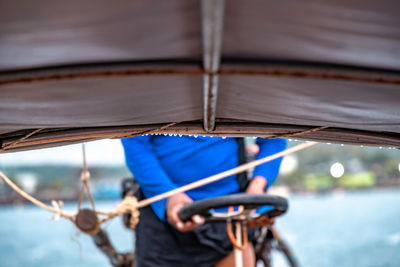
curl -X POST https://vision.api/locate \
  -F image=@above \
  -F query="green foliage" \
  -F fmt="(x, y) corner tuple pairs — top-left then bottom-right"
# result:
(300, 172), (376, 191)
(51, 178), (65, 190)
(384, 160), (400, 178)
(0, 164), (131, 190)
(338, 172), (376, 188)
(278, 142), (399, 191)
(304, 174), (333, 191)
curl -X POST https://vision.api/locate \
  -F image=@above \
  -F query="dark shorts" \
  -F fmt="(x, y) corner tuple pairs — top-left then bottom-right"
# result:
(135, 204), (234, 267)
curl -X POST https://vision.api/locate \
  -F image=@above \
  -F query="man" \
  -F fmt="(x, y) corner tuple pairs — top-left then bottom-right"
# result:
(122, 135), (286, 267)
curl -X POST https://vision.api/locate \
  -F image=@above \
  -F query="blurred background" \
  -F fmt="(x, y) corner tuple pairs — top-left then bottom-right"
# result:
(0, 138), (399, 266)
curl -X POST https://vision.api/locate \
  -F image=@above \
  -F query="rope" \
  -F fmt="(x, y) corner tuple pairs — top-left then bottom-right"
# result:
(0, 138), (318, 232)
(0, 171), (75, 219)
(99, 196), (140, 229)
(264, 126), (329, 139)
(51, 200), (65, 221)
(226, 206), (248, 250)
(136, 141), (318, 208)
(114, 122), (181, 139)
(77, 144), (96, 212)
(0, 122), (180, 152)
(0, 128), (44, 152)
(227, 222), (248, 250)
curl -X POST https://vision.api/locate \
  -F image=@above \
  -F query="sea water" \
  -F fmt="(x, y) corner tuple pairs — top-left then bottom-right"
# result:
(0, 189), (399, 267)
(274, 189), (400, 267)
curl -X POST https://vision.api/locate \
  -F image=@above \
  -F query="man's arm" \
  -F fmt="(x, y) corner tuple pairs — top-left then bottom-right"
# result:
(251, 138), (287, 189)
(121, 136), (203, 230)
(246, 138), (286, 227)
(122, 136), (178, 220)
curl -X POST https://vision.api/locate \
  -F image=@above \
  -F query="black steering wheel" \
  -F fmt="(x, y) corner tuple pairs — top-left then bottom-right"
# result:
(178, 193), (288, 222)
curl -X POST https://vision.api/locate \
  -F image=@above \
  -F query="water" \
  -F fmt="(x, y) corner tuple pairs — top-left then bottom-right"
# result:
(1, 189), (399, 267)
(0, 201), (133, 267)
(274, 189), (400, 267)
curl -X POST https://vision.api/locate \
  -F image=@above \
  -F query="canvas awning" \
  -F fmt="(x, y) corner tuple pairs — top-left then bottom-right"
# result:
(1, 0), (399, 152)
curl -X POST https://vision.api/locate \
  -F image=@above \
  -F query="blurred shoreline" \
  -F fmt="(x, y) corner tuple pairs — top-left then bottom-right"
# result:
(1, 183), (400, 206)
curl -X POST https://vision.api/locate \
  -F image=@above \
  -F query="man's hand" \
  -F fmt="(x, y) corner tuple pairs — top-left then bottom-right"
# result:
(166, 192), (205, 232)
(246, 176), (275, 227)
(246, 176), (267, 195)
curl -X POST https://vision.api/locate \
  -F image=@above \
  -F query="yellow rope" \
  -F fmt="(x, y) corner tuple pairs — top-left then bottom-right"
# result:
(99, 196), (140, 229)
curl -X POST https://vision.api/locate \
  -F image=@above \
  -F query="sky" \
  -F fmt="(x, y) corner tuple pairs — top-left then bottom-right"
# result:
(2, 139), (398, 174)
(0, 139), (126, 166)
(0, 138), (298, 176)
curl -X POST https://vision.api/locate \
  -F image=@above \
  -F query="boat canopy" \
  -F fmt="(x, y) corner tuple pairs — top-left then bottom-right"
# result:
(1, 0), (399, 152)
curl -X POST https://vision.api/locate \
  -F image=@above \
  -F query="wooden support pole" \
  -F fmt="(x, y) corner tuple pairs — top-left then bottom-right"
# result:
(75, 208), (134, 267)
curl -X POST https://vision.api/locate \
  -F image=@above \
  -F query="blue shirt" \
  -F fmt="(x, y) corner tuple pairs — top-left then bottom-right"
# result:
(121, 136), (286, 220)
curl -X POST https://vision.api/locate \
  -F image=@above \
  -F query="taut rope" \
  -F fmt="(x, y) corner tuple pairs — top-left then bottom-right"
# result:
(0, 128), (45, 152)
(0, 171), (75, 219)
(136, 141), (318, 208)
(264, 126), (329, 139)
(0, 139), (318, 230)
(77, 144), (96, 212)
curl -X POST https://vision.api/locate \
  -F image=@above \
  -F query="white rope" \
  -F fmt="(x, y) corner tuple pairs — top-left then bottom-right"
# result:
(136, 141), (318, 208)
(0, 171), (75, 219)
(0, 140), (319, 230)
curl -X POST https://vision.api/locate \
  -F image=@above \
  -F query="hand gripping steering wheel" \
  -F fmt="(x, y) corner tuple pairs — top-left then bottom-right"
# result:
(178, 193), (288, 267)
(178, 193), (288, 223)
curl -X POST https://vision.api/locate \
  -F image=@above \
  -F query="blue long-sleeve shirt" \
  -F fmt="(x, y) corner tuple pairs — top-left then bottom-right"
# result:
(121, 136), (286, 221)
